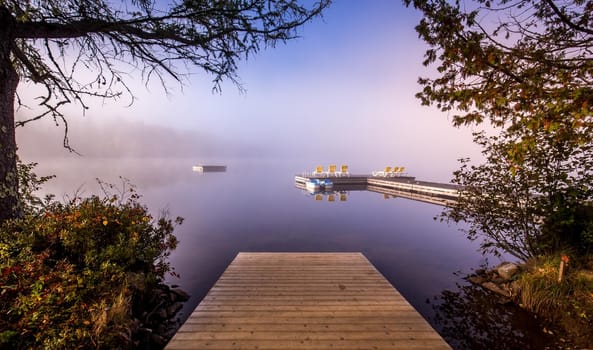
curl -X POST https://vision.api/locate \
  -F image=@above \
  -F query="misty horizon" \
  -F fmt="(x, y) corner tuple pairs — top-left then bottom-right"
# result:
(15, 1), (485, 187)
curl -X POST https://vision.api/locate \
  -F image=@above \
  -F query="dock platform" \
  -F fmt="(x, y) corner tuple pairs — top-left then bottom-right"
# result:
(192, 165), (227, 172)
(295, 175), (460, 205)
(166, 252), (451, 349)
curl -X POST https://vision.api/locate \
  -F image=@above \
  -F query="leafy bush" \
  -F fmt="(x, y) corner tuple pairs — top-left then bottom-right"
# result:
(541, 204), (593, 257)
(0, 180), (181, 349)
(444, 128), (593, 261)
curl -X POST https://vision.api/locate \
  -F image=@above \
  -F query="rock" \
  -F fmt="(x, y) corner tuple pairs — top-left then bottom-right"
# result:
(155, 324), (167, 335)
(155, 308), (168, 320)
(496, 297), (513, 305)
(170, 287), (190, 301)
(482, 282), (511, 297)
(164, 324), (179, 338)
(138, 327), (152, 334)
(167, 302), (183, 318)
(151, 293), (162, 305)
(497, 262), (519, 280)
(474, 268), (486, 275)
(510, 280), (521, 293)
(491, 277), (507, 285)
(136, 327), (153, 342)
(151, 334), (166, 346)
(169, 292), (177, 303)
(468, 276), (487, 285)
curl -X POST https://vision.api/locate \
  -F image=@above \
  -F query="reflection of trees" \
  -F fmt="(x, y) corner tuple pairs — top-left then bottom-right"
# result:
(430, 282), (555, 350)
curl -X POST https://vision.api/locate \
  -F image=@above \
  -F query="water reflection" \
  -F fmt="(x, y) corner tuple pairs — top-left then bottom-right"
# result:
(26, 157), (556, 349)
(31, 157), (200, 196)
(301, 190), (350, 202)
(430, 281), (555, 349)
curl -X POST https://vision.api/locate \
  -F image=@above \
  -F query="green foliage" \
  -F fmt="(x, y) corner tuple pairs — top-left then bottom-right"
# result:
(0, 181), (181, 349)
(445, 122), (593, 259)
(405, 0), (593, 135)
(16, 158), (55, 216)
(407, 0), (593, 260)
(0, 157), (54, 222)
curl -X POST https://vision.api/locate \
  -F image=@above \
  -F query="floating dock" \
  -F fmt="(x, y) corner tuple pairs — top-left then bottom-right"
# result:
(192, 165), (227, 172)
(295, 175), (459, 206)
(165, 252), (451, 349)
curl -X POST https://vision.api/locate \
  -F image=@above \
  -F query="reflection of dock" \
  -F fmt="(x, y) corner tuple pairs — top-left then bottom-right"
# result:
(295, 181), (366, 193)
(294, 175), (459, 206)
(165, 252), (451, 349)
(192, 165), (227, 172)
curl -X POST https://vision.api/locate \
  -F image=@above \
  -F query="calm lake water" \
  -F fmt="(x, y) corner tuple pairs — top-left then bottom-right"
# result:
(34, 157), (558, 349)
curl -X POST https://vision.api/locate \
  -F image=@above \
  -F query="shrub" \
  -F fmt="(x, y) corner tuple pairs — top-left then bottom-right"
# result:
(0, 180), (181, 349)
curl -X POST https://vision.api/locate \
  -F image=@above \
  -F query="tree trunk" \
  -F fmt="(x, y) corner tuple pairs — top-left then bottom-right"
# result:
(0, 7), (19, 222)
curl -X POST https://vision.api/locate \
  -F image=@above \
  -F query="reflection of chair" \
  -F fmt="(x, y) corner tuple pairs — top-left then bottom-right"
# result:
(327, 164), (337, 177)
(372, 166), (391, 177)
(337, 165), (350, 177)
(315, 194), (323, 201)
(340, 192), (347, 201)
(313, 166), (324, 177)
(328, 194), (335, 202)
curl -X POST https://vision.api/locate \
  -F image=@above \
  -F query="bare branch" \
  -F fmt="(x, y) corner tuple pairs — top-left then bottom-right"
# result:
(542, 0), (593, 36)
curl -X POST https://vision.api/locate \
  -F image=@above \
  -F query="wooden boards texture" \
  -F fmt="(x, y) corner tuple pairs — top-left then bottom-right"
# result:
(166, 252), (451, 350)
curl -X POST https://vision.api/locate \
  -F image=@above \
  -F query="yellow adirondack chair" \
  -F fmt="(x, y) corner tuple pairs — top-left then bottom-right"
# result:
(337, 165), (350, 177)
(312, 166), (324, 177)
(327, 164), (337, 177)
(372, 166), (391, 177)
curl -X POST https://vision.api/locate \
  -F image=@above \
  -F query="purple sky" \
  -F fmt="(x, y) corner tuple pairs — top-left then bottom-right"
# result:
(16, 1), (482, 183)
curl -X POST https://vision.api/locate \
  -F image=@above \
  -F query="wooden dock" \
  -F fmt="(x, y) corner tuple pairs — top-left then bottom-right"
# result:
(165, 252), (451, 350)
(294, 175), (460, 204)
(366, 185), (457, 207)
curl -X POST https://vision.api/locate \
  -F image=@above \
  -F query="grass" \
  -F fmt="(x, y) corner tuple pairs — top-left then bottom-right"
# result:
(513, 254), (593, 346)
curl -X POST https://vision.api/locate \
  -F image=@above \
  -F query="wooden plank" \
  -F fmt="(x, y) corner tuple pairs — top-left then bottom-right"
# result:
(176, 322), (431, 332)
(165, 253), (451, 350)
(171, 330), (445, 341)
(181, 315), (430, 325)
(193, 305), (414, 312)
(199, 300), (411, 306)
(167, 339), (451, 350)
